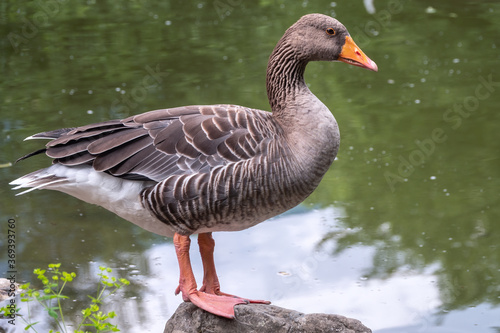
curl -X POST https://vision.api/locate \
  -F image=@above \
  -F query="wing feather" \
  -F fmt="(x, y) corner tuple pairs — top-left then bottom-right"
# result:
(23, 105), (274, 183)
(87, 128), (147, 154)
(93, 135), (153, 171)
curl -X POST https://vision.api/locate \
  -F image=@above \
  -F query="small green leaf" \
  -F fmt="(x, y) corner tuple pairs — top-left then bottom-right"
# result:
(48, 308), (59, 320)
(54, 295), (69, 299)
(102, 281), (114, 287)
(119, 278), (130, 285)
(37, 295), (57, 301)
(24, 321), (40, 330)
(82, 308), (92, 317)
(62, 271), (74, 282)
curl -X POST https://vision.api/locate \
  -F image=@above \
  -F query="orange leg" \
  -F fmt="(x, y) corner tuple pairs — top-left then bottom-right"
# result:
(197, 232), (270, 304)
(173, 233), (249, 318)
(197, 232), (222, 295)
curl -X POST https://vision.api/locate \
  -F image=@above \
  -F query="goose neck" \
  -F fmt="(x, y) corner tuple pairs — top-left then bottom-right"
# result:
(266, 42), (308, 113)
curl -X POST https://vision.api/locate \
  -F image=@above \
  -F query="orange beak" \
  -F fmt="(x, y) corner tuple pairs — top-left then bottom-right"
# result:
(338, 36), (378, 72)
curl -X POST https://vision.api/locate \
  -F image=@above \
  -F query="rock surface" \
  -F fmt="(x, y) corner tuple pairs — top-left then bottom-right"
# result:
(0, 278), (19, 302)
(164, 302), (371, 333)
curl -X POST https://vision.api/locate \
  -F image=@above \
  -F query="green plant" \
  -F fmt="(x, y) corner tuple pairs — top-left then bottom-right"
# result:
(0, 263), (130, 333)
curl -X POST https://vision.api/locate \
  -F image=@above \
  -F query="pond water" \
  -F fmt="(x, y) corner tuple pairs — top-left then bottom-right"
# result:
(1, 1), (499, 332)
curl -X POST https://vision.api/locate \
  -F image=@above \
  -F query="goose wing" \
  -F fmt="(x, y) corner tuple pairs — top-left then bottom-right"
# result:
(25, 105), (276, 182)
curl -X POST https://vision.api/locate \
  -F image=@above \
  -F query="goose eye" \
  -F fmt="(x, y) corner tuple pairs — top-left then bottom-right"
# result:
(326, 28), (336, 36)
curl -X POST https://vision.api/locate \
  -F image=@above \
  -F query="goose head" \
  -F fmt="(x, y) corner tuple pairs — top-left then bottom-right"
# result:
(282, 14), (378, 72)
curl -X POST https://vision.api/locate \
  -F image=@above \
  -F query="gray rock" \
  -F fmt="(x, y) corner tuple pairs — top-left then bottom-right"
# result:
(0, 278), (19, 302)
(164, 302), (372, 333)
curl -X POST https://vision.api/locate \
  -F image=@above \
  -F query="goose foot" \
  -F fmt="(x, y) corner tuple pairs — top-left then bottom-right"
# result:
(175, 286), (248, 318)
(199, 284), (271, 305)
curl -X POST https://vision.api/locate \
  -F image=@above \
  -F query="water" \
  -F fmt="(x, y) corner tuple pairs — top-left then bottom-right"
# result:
(1, 1), (499, 332)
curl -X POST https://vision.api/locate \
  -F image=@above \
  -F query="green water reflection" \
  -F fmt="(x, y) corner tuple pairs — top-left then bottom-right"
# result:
(1, 0), (499, 331)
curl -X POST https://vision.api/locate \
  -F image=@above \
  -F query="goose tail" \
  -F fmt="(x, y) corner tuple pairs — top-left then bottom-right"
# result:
(10, 169), (67, 196)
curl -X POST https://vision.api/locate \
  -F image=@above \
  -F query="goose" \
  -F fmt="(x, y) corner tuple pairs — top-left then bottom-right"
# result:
(11, 14), (377, 318)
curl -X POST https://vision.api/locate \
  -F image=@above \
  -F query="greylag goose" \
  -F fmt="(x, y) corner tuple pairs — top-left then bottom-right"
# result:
(11, 14), (377, 318)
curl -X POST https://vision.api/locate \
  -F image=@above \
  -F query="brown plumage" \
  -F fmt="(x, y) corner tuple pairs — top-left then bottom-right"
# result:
(11, 14), (377, 318)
